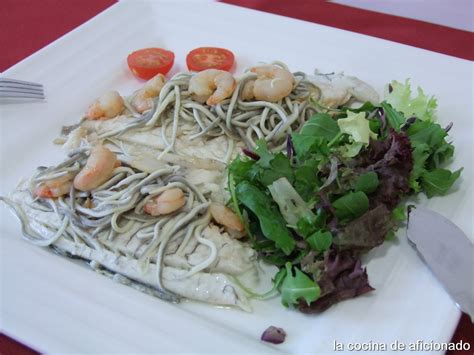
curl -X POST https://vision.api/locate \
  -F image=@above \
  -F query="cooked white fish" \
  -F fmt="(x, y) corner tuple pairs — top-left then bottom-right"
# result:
(5, 185), (255, 310)
(307, 72), (380, 108)
(2, 62), (380, 311)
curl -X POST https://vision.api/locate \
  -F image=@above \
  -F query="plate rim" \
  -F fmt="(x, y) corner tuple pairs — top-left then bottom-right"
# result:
(1, 1), (466, 352)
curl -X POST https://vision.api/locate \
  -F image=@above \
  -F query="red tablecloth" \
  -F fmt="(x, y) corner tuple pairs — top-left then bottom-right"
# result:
(1, 1), (472, 354)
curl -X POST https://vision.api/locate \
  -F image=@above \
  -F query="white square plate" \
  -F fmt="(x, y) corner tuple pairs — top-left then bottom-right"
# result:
(1, 1), (472, 353)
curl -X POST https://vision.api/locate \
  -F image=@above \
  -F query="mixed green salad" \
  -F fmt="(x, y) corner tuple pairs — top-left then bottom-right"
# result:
(228, 80), (462, 312)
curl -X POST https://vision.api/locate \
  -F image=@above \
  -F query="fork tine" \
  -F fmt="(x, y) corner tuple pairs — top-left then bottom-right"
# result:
(0, 78), (43, 88)
(0, 78), (45, 101)
(0, 82), (44, 92)
(0, 92), (45, 99)
(0, 86), (44, 94)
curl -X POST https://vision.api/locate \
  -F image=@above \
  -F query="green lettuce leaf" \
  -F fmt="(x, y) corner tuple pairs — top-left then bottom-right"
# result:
(421, 168), (462, 197)
(392, 204), (407, 221)
(296, 208), (327, 238)
(385, 79), (437, 121)
(294, 163), (320, 198)
(258, 153), (294, 186)
(299, 113), (340, 140)
(408, 121), (454, 169)
(333, 191), (369, 222)
(280, 262), (320, 307)
(292, 135), (329, 158)
(254, 139), (274, 168)
(228, 156), (255, 184)
(432, 143), (455, 168)
(380, 102), (405, 131)
(406, 119), (461, 195)
(291, 113), (336, 157)
(239, 140), (294, 187)
(236, 181), (295, 255)
(409, 143), (430, 192)
(354, 171), (379, 194)
(407, 120), (447, 148)
(306, 230), (333, 252)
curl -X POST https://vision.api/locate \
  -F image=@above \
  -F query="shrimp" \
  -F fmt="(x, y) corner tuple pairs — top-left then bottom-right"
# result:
(209, 203), (244, 233)
(144, 188), (186, 216)
(86, 90), (125, 120)
(34, 174), (73, 198)
(306, 73), (380, 108)
(131, 73), (167, 113)
(73, 145), (118, 191)
(188, 69), (236, 106)
(243, 65), (294, 102)
(241, 80), (254, 101)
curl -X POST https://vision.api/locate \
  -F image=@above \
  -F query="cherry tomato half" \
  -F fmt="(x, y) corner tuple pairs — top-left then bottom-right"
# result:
(186, 47), (235, 72)
(127, 48), (175, 80)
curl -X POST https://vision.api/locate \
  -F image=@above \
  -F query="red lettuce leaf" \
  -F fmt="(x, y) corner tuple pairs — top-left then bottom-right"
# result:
(299, 131), (412, 313)
(333, 204), (394, 252)
(357, 129), (413, 209)
(298, 250), (374, 313)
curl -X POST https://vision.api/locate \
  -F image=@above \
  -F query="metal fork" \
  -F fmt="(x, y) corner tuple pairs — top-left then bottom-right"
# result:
(0, 78), (45, 100)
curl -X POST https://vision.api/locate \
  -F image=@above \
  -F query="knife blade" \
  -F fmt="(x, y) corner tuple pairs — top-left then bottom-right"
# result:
(407, 206), (474, 321)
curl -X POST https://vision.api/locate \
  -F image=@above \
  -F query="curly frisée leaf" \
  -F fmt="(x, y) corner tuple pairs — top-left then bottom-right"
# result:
(385, 79), (437, 122)
(337, 111), (377, 145)
(406, 119), (461, 195)
(339, 141), (364, 158)
(280, 262), (320, 307)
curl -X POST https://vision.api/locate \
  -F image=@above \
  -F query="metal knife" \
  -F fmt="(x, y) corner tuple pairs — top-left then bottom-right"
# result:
(407, 206), (474, 321)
